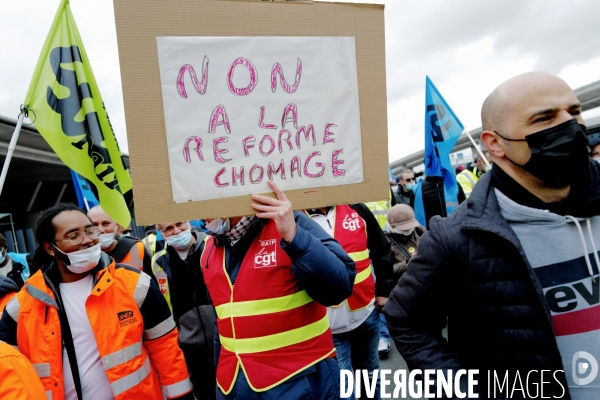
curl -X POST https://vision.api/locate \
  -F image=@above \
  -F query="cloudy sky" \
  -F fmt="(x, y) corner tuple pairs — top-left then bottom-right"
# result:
(1, 0), (600, 163)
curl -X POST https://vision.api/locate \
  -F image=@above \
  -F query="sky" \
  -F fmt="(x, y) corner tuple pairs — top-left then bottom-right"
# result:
(1, 0), (600, 164)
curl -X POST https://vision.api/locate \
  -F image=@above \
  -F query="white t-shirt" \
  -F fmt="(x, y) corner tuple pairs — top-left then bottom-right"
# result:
(59, 274), (114, 400)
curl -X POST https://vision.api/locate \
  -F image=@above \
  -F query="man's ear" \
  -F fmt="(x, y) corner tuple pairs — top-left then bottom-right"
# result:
(43, 242), (55, 257)
(481, 130), (505, 159)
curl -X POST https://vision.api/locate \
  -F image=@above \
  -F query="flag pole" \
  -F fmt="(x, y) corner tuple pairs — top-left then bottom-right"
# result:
(0, 106), (28, 196)
(463, 129), (491, 169)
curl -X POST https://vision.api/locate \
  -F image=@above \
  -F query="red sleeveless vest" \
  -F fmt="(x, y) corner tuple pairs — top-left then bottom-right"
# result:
(201, 221), (335, 394)
(332, 204), (375, 310)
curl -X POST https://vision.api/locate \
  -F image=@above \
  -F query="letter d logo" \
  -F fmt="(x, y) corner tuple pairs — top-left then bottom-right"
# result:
(572, 351), (598, 386)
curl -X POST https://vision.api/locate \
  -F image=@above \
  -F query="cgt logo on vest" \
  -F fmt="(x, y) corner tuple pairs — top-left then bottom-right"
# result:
(342, 213), (361, 231)
(255, 239), (277, 268)
(117, 310), (138, 328)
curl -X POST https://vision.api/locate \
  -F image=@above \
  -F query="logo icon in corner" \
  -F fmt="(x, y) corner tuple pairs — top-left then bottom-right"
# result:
(117, 310), (137, 328)
(572, 351), (598, 385)
(254, 239), (277, 268)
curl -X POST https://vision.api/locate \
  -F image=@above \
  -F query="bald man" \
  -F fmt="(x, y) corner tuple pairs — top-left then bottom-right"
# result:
(87, 206), (153, 276)
(385, 72), (600, 399)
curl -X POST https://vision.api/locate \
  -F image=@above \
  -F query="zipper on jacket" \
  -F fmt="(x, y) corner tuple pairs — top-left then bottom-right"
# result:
(44, 305), (49, 324)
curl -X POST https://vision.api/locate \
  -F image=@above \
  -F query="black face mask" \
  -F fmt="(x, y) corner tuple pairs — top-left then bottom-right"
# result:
(495, 119), (590, 188)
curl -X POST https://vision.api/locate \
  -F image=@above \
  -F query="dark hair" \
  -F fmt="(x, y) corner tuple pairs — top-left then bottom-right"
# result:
(31, 203), (86, 274)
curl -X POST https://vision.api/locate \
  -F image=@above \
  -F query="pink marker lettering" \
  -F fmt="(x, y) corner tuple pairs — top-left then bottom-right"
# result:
(267, 160), (286, 181)
(303, 151), (325, 178)
(295, 125), (316, 149)
(271, 58), (302, 94)
(213, 137), (231, 164)
(323, 123), (337, 145)
(281, 104), (298, 129)
(249, 164), (264, 184)
(232, 166), (245, 186)
(332, 149), (346, 177)
(208, 105), (231, 134)
(183, 136), (204, 163)
(259, 106), (277, 129)
(278, 129), (293, 153)
(242, 136), (256, 158)
(227, 57), (258, 96)
(259, 135), (275, 157)
(177, 57), (209, 99)
(290, 156), (302, 178)
(214, 168), (228, 188)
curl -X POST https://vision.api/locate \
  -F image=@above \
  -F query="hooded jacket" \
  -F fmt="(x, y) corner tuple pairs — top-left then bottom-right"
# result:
(0, 275), (19, 316)
(384, 162), (600, 399)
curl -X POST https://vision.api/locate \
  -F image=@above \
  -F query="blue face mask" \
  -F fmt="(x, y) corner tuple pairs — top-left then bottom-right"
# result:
(205, 218), (230, 236)
(405, 183), (415, 192)
(165, 228), (194, 250)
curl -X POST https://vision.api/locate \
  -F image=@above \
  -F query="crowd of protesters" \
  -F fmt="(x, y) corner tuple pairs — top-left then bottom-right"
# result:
(0, 71), (599, 400)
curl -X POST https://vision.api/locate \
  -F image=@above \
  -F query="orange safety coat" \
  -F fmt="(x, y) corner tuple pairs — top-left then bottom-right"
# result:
(331, 204), (375, 310)
(4, 258), (192, 400)
(0, 340), (46, 399)
(119, 241), (145, 271)
(0, 292), (16, 318)
(201, 220), (335, 394)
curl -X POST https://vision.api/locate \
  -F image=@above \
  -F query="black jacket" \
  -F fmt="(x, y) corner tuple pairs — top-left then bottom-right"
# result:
(420, 176), (466, 229)
(396, 186), (415, 208)
(154, 230), (215, 400)
(383, 165), (600, 399)
(0, 275), (18, 301)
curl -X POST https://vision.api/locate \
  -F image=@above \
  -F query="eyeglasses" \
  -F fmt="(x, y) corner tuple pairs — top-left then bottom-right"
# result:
(123, 229), (132, 235)
(404, 178), (415, 182)
(55, 227), (100, 246)
(162, 222), (188, 237)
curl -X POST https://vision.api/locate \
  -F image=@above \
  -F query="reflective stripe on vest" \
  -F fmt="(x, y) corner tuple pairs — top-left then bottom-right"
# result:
(46, 390), (52, 399)
(144, 316), (176, 340)
(32, 362), (51, 378)
(365, 199), (389, 230)
(133, 273), (151, 308)
(201, 222), (335, 393)
(121, 242), (144, 271)
(5, 296), (20, 321)
(163, 378), (194, 398)
(143, 235), (157, 256)
(215, 290), (312, 319)
(151, 250), (171, 311)
(220, 314), (330, 354)
(332, 205), (375, 311)
(111, 356), (151, 396)
(102, 341), (143, 370)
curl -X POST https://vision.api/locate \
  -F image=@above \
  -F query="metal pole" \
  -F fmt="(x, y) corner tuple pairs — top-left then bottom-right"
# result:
(463, 129), (491, 168)
(9, 213), (18, 253)
(0, 109), (27, 196)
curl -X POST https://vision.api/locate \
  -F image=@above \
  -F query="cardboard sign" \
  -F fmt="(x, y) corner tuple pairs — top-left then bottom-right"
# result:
(113, 0), (388, 224)
(157, 36), (364, 203)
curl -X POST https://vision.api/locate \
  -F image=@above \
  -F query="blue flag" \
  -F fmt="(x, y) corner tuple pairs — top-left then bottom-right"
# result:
(424, 76), (464, 215)
(71, 170), (99, 211)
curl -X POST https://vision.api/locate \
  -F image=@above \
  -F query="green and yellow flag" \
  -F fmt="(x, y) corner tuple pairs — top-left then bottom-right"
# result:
(24, 0), (132, 226)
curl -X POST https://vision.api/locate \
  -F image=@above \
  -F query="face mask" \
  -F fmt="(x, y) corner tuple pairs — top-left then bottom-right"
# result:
(165, 228), (194, 249)
(0, 249), (6, 264)
(53, 243), (101, 274)
(394, 227), (414, 236)
(496, 119), (590, 188)
(405, 183), (415, 192)
(594, 157), (600, 164)
(99, 232), (116, 250)
(205, 218), (230, 236)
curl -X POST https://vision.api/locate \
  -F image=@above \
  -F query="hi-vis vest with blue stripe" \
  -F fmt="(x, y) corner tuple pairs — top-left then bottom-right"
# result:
(201, 220), (335, 394)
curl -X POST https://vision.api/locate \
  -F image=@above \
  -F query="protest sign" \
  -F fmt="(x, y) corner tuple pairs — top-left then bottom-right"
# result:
(114, 0), (388, 224)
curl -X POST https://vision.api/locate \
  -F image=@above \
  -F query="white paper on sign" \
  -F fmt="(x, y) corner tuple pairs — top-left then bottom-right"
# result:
(156, 36), (364, 203)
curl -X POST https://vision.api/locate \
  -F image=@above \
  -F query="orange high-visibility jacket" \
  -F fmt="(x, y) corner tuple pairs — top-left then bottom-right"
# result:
(0, 340), (46, 399)
(2, 256), (192, 400)
(0, 292), (16, 317)
(201, 221), (335, 394)
(118, 241), (145, 271)
(331, 204), (375, 310)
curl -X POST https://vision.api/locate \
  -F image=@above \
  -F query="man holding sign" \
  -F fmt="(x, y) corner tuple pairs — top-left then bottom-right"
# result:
(199, 180), (356, 399)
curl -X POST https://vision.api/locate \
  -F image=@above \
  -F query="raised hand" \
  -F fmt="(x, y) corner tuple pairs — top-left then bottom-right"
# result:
(252, 180), (297, 243)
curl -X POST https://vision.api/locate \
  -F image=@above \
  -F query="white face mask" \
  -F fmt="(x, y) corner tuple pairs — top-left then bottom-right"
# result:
(54, 243), (102, 274)
(165, 227), (194, 250)
(393, 227), (414, 236)
(205, 218), (230, 235)
(99, 232), (116, 250)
